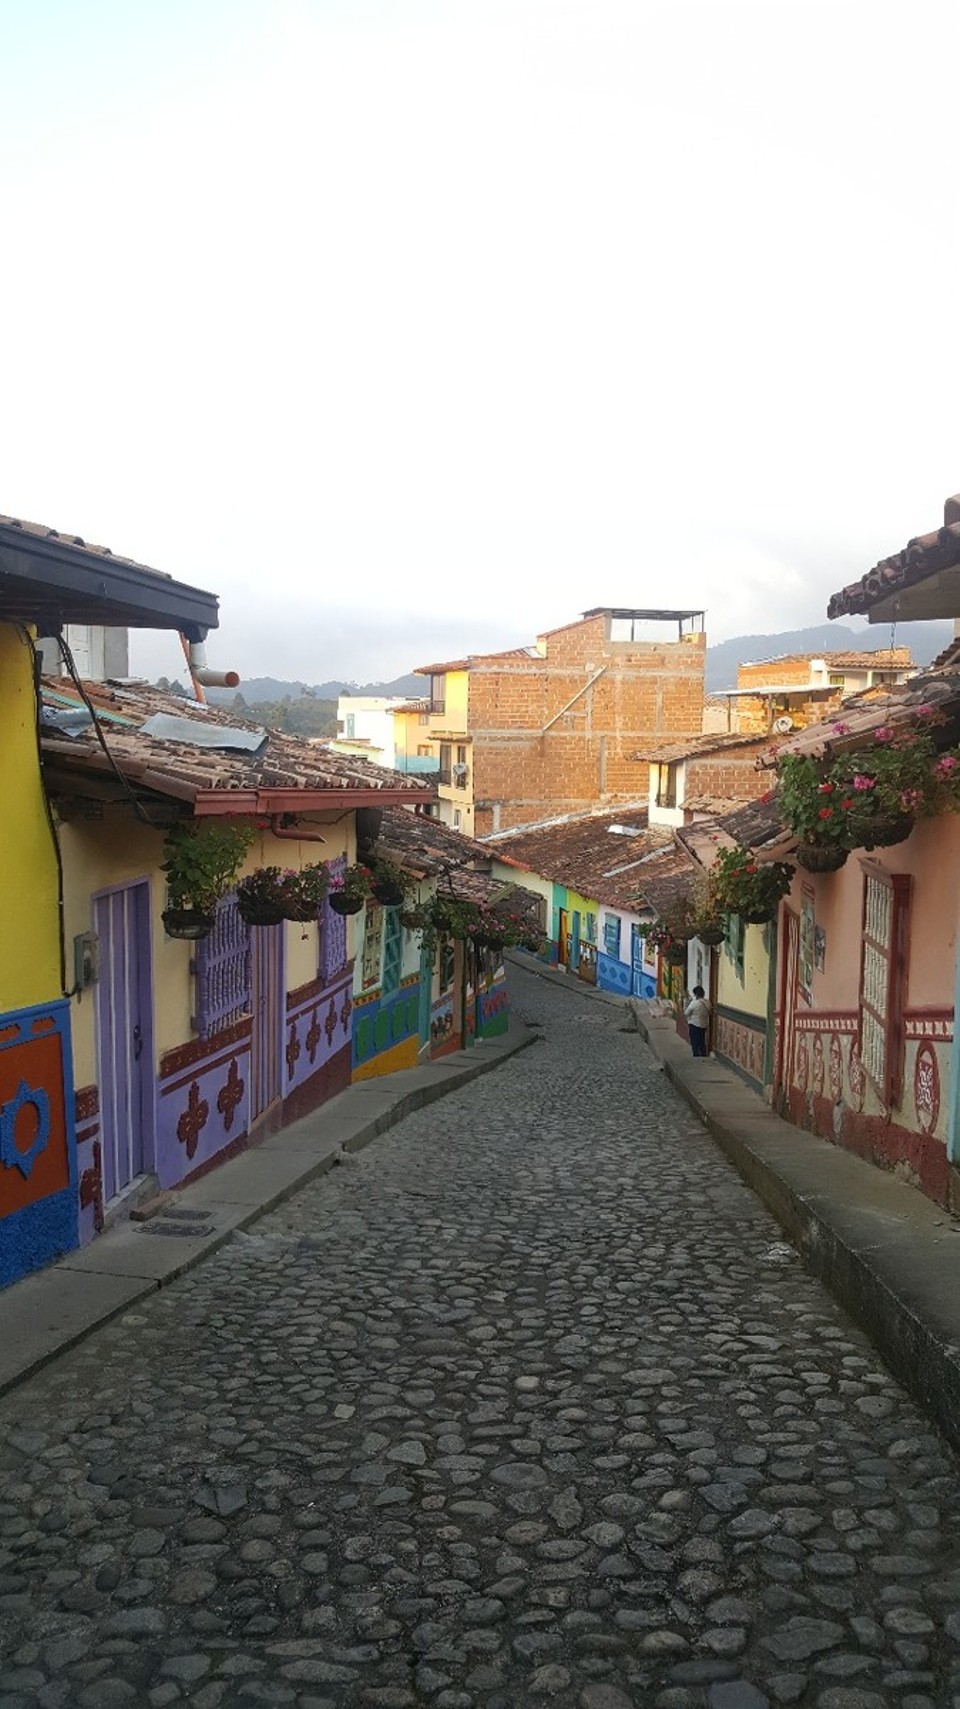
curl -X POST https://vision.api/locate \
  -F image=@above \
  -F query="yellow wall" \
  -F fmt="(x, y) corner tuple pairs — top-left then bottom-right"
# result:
(352, 1034), (419, 1081)
(444, 670), (469, 732)
(716, 920), (770, 1021)
(0, 625), (61, 1011)
(60, 808), (353, 1088)
(489, 861), (552, 921)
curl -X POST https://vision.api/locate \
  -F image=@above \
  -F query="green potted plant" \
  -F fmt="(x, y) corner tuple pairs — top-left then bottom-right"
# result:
(368, 855), (414, 908)
(279, 862), (329, 921)
(328, 863), (372, 916)
(712, 845), (793, 924)
(689, 874), (727, 945)
(420, 892), (480, 954)
(638, 919), (686, 963)
(237, 866), (288, 926)
(777, 709), (960, 859)
(161, 821), (254, 939)
(778, 755), (851, 871)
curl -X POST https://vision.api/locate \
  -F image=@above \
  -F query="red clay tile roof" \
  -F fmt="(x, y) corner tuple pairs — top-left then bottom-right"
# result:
(624, 841), (698, 916)
(486, 806), (674, 911)
(40, 680), (435, 812)
(828, 509), (960, 620)
(631, 733), (769, 764)
(377, 807), (491, 878)
(414, 648), (537, 676)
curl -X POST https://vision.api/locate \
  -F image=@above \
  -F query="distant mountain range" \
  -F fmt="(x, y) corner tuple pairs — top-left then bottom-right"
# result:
(204, 626), (954, 706)
(207, 673), (422, 706)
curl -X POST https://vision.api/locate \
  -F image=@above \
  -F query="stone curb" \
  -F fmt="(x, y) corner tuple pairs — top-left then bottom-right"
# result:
(631, 1000), (960, 1456)
(0, 1019), (538, 1400)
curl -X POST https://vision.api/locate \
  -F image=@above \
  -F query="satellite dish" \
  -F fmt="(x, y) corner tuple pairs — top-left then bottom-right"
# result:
(773, 716), (795, 734)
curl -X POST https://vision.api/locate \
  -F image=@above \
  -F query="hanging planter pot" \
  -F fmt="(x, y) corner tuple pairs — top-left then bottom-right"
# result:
(162, 907), (215, 941)
(283, 898), (320, 922)
(371, 881), (406, 907)
(796, 843), (848, 873)
(697, 926), (726, 947)
(238, 898), (287, 926)
(741, 907), (776, 925)
(329, 892), (364, 917)
(400, 908), (426, 930)
(664, 943), (687, 966)
(855, 814), (913, 851)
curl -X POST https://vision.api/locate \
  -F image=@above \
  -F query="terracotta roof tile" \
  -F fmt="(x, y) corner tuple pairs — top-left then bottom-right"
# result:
(828, 514), (960, 620)
(631, 733), (769, 764)
(486, 806), (674, 911)
(40, 679), (434, 809)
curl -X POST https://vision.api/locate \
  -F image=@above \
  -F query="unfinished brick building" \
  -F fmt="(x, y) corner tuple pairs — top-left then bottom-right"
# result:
(407, 608), (706, 838)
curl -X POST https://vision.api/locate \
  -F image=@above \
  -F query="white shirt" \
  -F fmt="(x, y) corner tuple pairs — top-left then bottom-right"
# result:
(684, 996), (710, 1028)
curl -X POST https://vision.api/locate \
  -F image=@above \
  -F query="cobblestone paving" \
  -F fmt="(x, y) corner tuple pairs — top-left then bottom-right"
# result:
(3, 968), (960, 1709)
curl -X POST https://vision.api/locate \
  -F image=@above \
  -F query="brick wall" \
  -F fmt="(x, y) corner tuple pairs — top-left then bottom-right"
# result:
(468, 619), (705, 833)
(684, 749), (770, 805)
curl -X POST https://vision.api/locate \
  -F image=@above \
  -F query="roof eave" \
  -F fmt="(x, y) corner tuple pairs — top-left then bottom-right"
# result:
(192, 786), (436, 816)
(0, 526), (219, 639)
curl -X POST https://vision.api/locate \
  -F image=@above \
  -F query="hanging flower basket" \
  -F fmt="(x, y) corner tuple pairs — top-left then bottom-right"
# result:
(698, 925), (726, 946)
(237, 869), (288, 926)
(400, 907), (426, 930)
(329, 892), (364, 916)
(280, 863), (329, 921)
(328, 863), (372, 916)
(712, 846), (793, 923)
(162, 907), (216, 941)
(664, 942), (688, 966)
(796, 842), (848, 873)
(368, 856), (413, 908)
(371, 881), (405, 907)
(852, 813), (913, 851)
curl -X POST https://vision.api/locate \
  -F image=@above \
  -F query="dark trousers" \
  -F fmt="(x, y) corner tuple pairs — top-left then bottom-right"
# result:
(689, 1025), (708, 1058)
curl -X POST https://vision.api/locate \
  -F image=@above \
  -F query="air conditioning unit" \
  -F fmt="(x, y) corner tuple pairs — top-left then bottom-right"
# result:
(772, 715), (795, 734)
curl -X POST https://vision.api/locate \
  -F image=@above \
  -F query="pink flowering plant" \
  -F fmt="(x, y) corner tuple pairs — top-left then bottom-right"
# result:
(778, 708), (960, 853)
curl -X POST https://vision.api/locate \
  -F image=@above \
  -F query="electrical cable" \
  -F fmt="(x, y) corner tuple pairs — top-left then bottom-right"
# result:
(17, 625), (78, 999)
(55, 634), (158, 827)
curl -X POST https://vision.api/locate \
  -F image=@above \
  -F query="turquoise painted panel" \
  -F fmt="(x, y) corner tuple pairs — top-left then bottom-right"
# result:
(352, 983), (422, 1068)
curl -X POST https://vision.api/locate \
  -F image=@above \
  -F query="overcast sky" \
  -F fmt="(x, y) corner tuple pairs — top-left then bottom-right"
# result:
(2, 0), (958, 685)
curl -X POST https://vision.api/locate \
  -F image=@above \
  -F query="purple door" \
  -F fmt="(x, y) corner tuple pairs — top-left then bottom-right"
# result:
(94, 881), (154, 1202)
(250, 924), (284, 1122)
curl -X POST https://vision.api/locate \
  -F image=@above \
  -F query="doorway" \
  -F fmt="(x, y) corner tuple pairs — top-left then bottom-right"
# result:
(776, 906), (800, 1109)
(250, 924), (285, 1123)
(94, 880), (154, 1203)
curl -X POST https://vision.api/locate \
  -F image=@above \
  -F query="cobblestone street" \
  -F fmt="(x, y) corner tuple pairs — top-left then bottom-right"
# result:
(2, 967), (960, 1709)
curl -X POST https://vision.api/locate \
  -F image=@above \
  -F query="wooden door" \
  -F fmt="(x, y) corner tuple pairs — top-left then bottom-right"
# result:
(95, 881), (154, 1202)
(776, 906), (800, 1108)
(250, 924), (284, 1122)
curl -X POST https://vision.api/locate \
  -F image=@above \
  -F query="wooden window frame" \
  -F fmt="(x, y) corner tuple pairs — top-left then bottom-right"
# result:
(655, 762), (678, 809)
(858, 862), (910, 1108)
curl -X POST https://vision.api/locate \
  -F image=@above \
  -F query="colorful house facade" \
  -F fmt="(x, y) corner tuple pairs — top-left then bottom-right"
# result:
(39, 677), (434, 1251)
(486, 806), (672, 1000)
(0, 515), (221, 1286)
(349, 809), (526, 1079)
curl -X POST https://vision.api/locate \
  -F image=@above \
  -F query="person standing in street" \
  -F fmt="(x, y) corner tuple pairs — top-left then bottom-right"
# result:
(684, 984), (710, 1057)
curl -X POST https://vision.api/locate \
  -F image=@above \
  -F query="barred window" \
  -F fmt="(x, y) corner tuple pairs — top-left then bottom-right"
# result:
(320, 855), (348, 981)
(859, 867), (910, 1106)
(195, 894), (250, 1037)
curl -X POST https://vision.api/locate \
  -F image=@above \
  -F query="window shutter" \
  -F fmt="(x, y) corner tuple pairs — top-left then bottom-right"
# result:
(382, 908), (403, 997)
(320, 855), (348, 981)
(859, 868), (910, 1106)
(195, 894), (250, 1037)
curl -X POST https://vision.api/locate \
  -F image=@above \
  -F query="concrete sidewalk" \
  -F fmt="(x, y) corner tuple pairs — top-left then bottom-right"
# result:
(0, 1020), (538, 1399)
(632, 998), (960, 1457)
(510, 952), (960, 1456)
